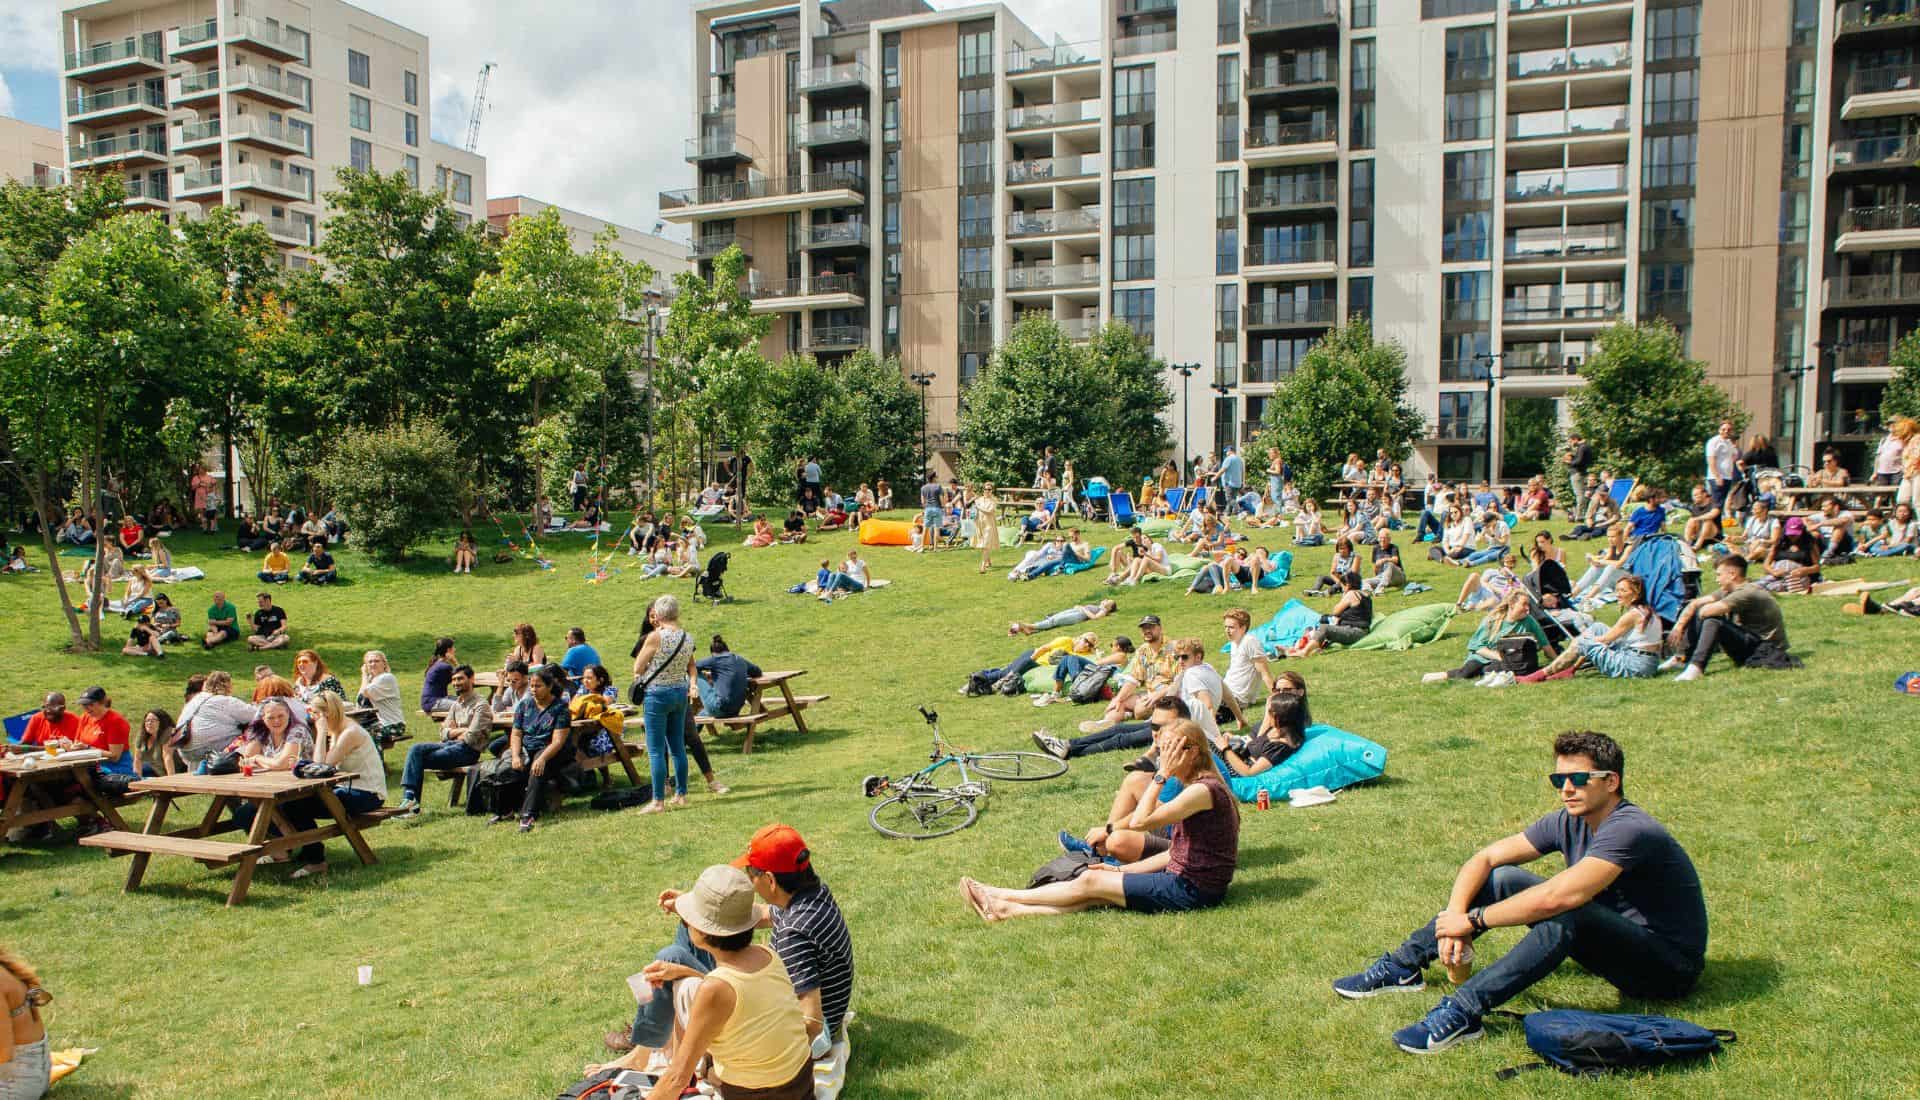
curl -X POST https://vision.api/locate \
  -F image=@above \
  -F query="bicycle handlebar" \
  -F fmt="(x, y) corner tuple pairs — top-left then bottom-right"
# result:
(918, 706), (937, 725)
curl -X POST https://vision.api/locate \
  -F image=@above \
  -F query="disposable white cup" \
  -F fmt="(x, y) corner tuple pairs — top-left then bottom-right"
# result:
(356, 966), (373, 986)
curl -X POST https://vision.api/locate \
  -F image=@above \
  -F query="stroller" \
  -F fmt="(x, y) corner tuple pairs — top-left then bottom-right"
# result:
(693, 550), (731, 603)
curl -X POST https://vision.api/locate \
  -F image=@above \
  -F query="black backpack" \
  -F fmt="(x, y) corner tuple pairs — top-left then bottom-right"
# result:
(1068, 663), (1117, 704)
(464, 756), (524, 817)
(1493, 1010), (1735, 1079)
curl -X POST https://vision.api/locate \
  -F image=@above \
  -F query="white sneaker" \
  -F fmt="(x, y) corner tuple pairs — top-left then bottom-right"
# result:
(1031, 692), (1059, 708)
(1421, 671), (1449, 685)
(1656, 654), (1685, 672)
(1672, 665), (1703, 682)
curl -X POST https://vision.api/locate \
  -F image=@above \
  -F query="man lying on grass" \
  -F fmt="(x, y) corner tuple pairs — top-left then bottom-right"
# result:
(961, 718), (1239, 920)
(1332, 730), (1706, 1055)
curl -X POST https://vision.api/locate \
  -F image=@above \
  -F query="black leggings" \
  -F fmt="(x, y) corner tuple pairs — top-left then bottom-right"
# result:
(681, 708), (714, 776)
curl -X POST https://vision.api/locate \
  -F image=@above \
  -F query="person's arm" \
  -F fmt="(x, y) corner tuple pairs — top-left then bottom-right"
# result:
(531, 719), (571, 776)
(1127, 776), (1214, 834)
(642, 977), (737, 1100)
(1591, 605), (1640, 646)
(507, 726), (525, 769)
(631, 633), (659, 678)
(1426, 833), (1545, 960)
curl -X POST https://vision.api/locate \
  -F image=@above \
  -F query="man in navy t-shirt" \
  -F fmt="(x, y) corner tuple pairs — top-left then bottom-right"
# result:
(694, 636), (762, 719)
(1332, 730), (1707, 1055)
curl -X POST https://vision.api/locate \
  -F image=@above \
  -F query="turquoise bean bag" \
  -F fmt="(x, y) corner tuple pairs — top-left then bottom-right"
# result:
(1342, 602), (1457, 651)
(1230, 598), (1321, 655)
(1255, 550), (1293, 589)
(1161, 724), (1387, 803)
(1060, 546), (1107, 576)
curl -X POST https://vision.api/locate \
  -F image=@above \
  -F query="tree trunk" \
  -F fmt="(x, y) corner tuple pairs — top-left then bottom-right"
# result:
(222, 419), (237, 521)
(25, 470), (87, 649)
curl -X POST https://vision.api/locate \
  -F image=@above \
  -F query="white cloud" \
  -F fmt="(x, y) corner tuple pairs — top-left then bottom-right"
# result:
(0, 0), (56, 72)
(0, 72), (14, 118)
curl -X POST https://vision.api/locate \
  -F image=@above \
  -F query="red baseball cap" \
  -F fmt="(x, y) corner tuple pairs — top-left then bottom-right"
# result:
(731, 823), (811, 873)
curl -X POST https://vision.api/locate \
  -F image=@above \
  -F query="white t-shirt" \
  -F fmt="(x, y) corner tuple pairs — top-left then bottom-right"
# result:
(1705, 435), (1738, 481)
(1222, 635), (1264, 705)
(1876, 434), (1906, 477)
(1179, 663), (1227, 739)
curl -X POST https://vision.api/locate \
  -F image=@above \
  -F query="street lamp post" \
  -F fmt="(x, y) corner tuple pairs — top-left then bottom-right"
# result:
(1800, 338), (1854, 465)
(910, 371), (934, 476)
(1172, 362), (1202, 478)
(1475, 352), (1503, 482)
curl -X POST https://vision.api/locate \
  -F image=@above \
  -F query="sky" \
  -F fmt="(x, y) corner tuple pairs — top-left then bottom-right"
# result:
(6, 0), (1099, 240)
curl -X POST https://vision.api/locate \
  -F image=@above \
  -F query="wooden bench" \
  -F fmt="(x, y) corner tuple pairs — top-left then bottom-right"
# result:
(437, 715), (645, 807)
(80, 830), (263, 867)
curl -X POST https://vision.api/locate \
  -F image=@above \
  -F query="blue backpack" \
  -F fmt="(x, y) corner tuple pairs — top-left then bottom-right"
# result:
(1494, 1010), (1736, 1079)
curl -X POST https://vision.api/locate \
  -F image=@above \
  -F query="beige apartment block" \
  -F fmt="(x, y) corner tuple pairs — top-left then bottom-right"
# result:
(60, 0), (486, 267)
(0, 116), (68, 187)
(487, 195), (694, 296)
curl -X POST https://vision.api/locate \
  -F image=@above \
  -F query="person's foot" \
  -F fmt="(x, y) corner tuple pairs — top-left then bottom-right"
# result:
(1656, 654), (1686, 672)
(1077, 716), (1115, 735)
(396, 799), (422, 818)
(1058, 829), (1097, 857)
(1029, 730), (1070, 759)
(1392, 997), (1484, 1054)
(1544, 667), (1577, 681)
(1031, 691), (1059, 708)
(1122, 754), (1157, 773)
(486, 814), (508, 826)
(1332, 953), (1426, 999)
(1673, 665), (1703, 682)
(1420, 671), (1449, 684)
(603, 1031), (637, 1055)
(518, 816), (535, 833)
(290, 862), (328, 880)
(637, 801), (666, 815)
(668, 794), (688, 808)
(958, 877), (997, 922)
(1514, 669), (1550, 685)
(706, 780), (731, 795)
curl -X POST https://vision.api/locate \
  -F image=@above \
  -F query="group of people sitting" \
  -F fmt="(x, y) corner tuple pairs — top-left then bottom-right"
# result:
(231, 500), (345, 554)
(255, 540), (338, 586)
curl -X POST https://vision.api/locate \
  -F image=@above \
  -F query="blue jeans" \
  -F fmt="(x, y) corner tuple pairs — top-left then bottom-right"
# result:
(1065, 721), (1154, 758)
(1464, 545), (1507, 567)
(1871, 543), (1915, 557)
(694, 678), (731, 719)
(629, 924), (715, 1048)
(1051, 654), (1094, 688)
(1415, 510), (1443, 542)
(1387, 866), (1701, 1018)
(400, 740), (480, 801)
(643, 684), (689, 800)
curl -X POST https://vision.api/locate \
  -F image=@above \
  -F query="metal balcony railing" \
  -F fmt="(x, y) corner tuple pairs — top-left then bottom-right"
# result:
(1831, 135), (1920, 170)
(1837, 1), (1920, 35)
(1006, 262), (1102, 291)
(1245, 119), (1338, 149)
(1007, 40), (1100, 74)
(1847, 63), (1920, 99)
(1007, 154), (1103, 184)
(1243, 360), (1299, 385)
(1246, 299), (1337, 325)
(1827, 272), (1920, 306)
(660, 171), (867, 210)
(1840, 203), (1920, 234)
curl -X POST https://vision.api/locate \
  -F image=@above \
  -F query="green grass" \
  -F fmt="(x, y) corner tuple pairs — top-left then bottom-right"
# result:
(4, 515), (1918, 1099)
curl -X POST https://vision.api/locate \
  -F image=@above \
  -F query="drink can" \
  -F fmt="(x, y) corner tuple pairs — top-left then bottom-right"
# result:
(1256, 789), (1270, 811)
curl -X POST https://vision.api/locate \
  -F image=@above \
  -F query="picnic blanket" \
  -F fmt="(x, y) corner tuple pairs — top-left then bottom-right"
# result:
(1161, 724), (1386, 804)
(1343, 602), (1457, 651)
(154, 566), (205, 583)
(1811, 578), (1910, 596)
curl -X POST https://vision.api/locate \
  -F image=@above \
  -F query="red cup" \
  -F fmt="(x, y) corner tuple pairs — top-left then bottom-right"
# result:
(242, 764), (254, 777)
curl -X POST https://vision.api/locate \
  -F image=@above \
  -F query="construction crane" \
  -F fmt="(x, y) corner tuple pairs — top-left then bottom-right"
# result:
(464, 61), (496, 152)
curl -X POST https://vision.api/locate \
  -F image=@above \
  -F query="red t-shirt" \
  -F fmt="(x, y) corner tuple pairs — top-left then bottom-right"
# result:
(19, 710), (79, 746)
(75, 709), (133, 773)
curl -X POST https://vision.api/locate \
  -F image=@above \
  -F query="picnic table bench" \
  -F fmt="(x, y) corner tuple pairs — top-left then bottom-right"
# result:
(79, 771), (394, 906)
(695, 671), (829, 754)
(1, 750), (138, 838)
(431, 711), (645, 808)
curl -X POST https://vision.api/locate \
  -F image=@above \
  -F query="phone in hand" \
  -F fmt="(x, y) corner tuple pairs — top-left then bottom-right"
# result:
(612, 1069), (656, 1088)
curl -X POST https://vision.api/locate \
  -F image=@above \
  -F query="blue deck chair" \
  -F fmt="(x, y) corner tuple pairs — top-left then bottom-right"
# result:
(4, 710), (33, 746)
(1081, 479), (1111, 522)
(1608, 477), (1637, 509)
(1164, 487), (1187, 513)
(1110, 491), (1138, 528)
(1188, 486), (1210, 512)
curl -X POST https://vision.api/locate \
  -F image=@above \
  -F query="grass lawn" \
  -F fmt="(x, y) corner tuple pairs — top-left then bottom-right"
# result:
(3, 511), (1917, 1099)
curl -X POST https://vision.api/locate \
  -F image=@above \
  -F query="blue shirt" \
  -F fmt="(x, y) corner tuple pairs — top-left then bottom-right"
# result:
(696, 652), (764, 718)
(512, 697), (572, 757)
(421, 659), (453, 711)
(1219, 452), (1245, 488)
(804, 462), (822, 484)
(1473, 490), (1499, 510)
(1523, 801), (1707, 963)
(559, 643), (601, 679)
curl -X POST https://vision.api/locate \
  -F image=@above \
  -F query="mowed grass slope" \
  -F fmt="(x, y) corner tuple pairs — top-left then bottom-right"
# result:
(2, 514), (1917, 1099)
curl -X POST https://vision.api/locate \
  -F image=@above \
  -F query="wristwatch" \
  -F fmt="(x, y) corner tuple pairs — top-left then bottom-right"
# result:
(1150, 772), (1168, 784)
(1469, 906), (1488, 932)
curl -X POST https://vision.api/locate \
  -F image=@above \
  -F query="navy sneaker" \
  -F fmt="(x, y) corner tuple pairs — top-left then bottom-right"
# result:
(1392, 997), (1484, 1055)
(1331, 954), (1426, 999)
(1058, 829), (1097, 857)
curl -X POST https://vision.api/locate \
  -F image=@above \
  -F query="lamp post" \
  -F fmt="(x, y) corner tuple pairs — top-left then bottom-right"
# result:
(1172, 362), (1202, 478)
(1800, 338), (1854, 465)
(1475, 352), (1503, 482)
(642, 304), (660, 502)
(910, 370), (934, 476)
(1208, 364), (1233, 456)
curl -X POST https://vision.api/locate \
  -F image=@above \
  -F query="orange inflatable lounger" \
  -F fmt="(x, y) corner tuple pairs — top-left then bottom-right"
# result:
(858, 519), (915, 546)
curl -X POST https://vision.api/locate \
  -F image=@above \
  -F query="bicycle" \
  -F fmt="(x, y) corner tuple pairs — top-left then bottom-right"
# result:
(863, 706), (1067, 839)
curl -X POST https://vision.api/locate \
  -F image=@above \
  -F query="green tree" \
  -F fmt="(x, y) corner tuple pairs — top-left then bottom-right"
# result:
(1565, 320), (1746, 492)
(754, 355), (869, 501)
(656, 246), (768, 506)
(1501, 396), (1559, 479)
(1259, 319), (1423, 498)
(839, 350), (923, 489)
(1880, 331), (1920, 425)
(958, 315), (1142, 485)
(1082, 321), (1175, 486)
(314, 424), (462, 562)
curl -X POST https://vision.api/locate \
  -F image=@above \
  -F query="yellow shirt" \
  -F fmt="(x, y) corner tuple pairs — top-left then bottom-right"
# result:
(1032, 635), (1095, 666)
(705, 950), (811, 1089)
(264, 550), (289, 573)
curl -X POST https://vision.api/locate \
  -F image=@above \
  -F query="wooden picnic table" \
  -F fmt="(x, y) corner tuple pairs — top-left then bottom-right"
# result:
(79, 771), (387, 906)
(696, 671), (830, 754)
(428, 710), (645, 807)
(1773, 485), (1896, 502)
(472, 670), (503, 689)
(1, 751), (136, 838)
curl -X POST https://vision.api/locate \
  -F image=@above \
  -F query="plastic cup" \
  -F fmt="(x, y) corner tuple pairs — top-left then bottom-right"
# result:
(356, 965), (372, 986)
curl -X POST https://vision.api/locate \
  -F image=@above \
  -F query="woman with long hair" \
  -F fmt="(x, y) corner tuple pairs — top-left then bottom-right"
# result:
(506, 624), (547, 670)
(356, 650), (406, 746)
(1, 945), (52, 1099)
(280, 692), (387, 878)
(1568, 523), (1631, 605)
(135, 708), (177, 776)
(971, 483), (1000, 575)
(1288, 571), (1372, 658)
(292, 650), (344, 704)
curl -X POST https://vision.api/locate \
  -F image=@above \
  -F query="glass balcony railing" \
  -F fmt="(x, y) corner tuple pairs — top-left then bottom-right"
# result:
(66, 38), (164, 71)
(1246, 56), (1337, 93)
(1007, 154), (1103, 185)
(1508, 105), (1629, 139)
(1246, 299), (1337, 325)
(660, 171), (867, 210)
(1113, 31), (1177, 58)
(1246, 179), (1340, 208)
(1827, 273), (1920, 306)
(717, 30), (797, 72)
(1007, 40), (1100, 74)
(70, 85), (165, 116)
(1007, 100), (1100, 130)
(1243, 360), (1299, 385)
(1006, 262), (1101, 291)
(1504, 224), (1627, 260)
(175, 19), (218, 49)
(1838, 1), (1920, 35)
(1831, 135), (1920, 170)
(1246, 238), (1338, 266)
(1007, 208), (1101, 236)
(231, 164), (314, 200)
(1245, 119), (1338, 149)
(124, 176), (167, 202)
(1503, 288), (1625, 322)
(1246, 0), (1341, 31)
(69, 132), (167, 161)
(177, 118), (223, 145)
(809, 274), (867, 298)
(694, 235), (749, 260)
(243, 212), (313, 245)
(1505, 164), (1628, 200)
(1511, 0), (1629, 12)
(1840, 203), (1920, 234)
(796, 61), (871, 94)
(804, 222), (869, 249)
(700, 93), (736, 117)
(178, 167), (225, 192)
(806, 325), (867, 350)
(685, 132), (761, 160)
(230, 115), (312, 153)
(1508, 42), (1630, 79)
(175, 69), (221, 96)
(796, 119), (870, 146)
(1433, 416), (1488, 441)
(229, 64), (310, 107)
(229, 16), (310, 61)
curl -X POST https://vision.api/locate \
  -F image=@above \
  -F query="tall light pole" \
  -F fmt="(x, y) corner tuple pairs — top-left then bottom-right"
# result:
(1802, 338), (1854, 465)
(1475, 352), (1502, 482)
(1172, 362), (1201, 478)
(910, 370), (934, 476)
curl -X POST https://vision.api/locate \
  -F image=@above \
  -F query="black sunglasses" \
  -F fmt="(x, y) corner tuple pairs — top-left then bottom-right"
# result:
(1548, 770), (1614, 790)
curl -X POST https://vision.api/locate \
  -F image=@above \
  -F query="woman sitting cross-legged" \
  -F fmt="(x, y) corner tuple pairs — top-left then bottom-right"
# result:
(960, 718), (1238, 921)
(1187, 545), (1254, 595)
(1518, 575), (1664, 683)
(1421, 590), (1555, 684)
(1285, 570), (1372, 658)
(1308, 537), (1359, 596)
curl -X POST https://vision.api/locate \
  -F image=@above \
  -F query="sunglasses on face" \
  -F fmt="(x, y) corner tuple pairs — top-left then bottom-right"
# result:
(1548, 770), (1614, 790)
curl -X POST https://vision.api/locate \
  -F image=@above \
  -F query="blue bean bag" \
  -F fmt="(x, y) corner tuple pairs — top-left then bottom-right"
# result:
(1060, 546), (1108, 576)
(1255, 550), (1293, 589)
(1161, 724), (1387, 804)
(1224, 598), (1321, 656)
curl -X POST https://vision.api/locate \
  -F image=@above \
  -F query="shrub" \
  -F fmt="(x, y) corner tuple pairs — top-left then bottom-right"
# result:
(315, 424), (461, 561)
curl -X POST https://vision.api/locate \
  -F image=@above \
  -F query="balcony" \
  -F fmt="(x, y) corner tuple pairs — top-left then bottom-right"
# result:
(1844, 64), (1920, 120)
(1830, 135), (1920, 172)
(1510, 0), (1633, 13)
(797, 118), (870, 151)
(801, 222), (870, 252)
(1246, 56), (1338, 98)
(1245, 238), (1338, 268)
(745, 274), (866, 312)
(176, 167), (225, 200)
(1244, 120), (1339, 163)
(659, 171), (867, 221)
(700, 93), (736, 118)
(1507, 105), (1630, 141)
(123, 175), (168, 208)
(1246, 0), (1340, 33)
(172, 69), (221, 106)
(25, 166), (64, 189)
(1502, 289), (1625, 324)
(175, 117), (223, 152)
(1430, 416), (1488, 442)
(1504, 224), (1627, 264)
(1826, 272), (1920, 308)
(1007, 208), (1101, 237)
(1246, 299), (1337, 327)
(64, 37), (166, 80)
(1641, 226), (1693, 252)
(230, 115), (312, 156)
(693, 234), (751, 261)
(242, 211), (313, 247)
(1007, 40), (1100, 75)
(1058, 316), (1100, 341)
(1242, 360), (1298, 385)
(1007, 100), (1100, 131)
(1118, 0), (1177, 14)
(1007, 154), (1103, 186)
(1837, 203), (1920, 252)
(716, 30), (796, 73)
(1505, 164), (1629, 203)
(1837, 2), (1920, 40)
(1246, 179), (1340, 212)
(171, 19), (219, 61)
(685, 132), (760, 164)
(1006, 261), (1102, 292)
(229, 164), (314, 202)
(68, 84), (167, 127)
(796, 61), (870, 97)
(805, 325), (867, 353)
(1113, 31), (1176, 58)
(1508, 43), (1631, 81)
(228, 17), (310, 63)
(68, 132), (167, 168)
(229, 64), (310, 109)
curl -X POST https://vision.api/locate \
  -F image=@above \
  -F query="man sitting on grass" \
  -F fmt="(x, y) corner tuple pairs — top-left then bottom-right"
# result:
(1331, 730), (1706, 1055)
(245, 592), (289, 651)
(962, 719), (1239, 920)
(299, 538), (338, 585)
(1661, 553), (1792, 682)
(258, 542), (291, 584)
(203, 591), (241, 650)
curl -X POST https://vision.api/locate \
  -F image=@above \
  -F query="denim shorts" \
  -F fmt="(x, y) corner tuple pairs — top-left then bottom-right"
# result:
(1121, 870), (1224, 914)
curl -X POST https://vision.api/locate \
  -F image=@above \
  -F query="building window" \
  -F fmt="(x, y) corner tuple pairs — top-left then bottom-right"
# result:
(1350, 159), (1374, 210)
(1786, 60), (1814, 116)
(1778, 255), (1807, 309)
(883, 40), (900, 88)
(959, 29), (992, 78)
(1114, 66), (1155, 118)
(1783, 123), (1812, 179)
(1442, 211), (1489, 261)
(350, 94), (372, 132)
(1217, 228), (1238, 275)
(348, 49), (370, 88)
(1217, 111), (1240, 161)
(350, 137), (372, 171)
(1779, 191), (1810, 243)
(1350, 101), (1375, 150)
(1442, 149), (1492, 202)
(1647, 5), (1700, 62)
(1349, 217), (1373, 266)
(404, 70), (418, 106)
(404, 113), (419, 147)
(1642, 262), (1691, 315)
(1643, 133), (1697, 189)
(1642, 197), (1693, 250)
(1790, 0), (1818, 46)
(402, 154), (419, 188)
(1352, 0), (1376, 28)
(959, 88), (993, 134)
(1442, 270), (1491, 321)
(1351, 40), (1375, 95)
(1115, 288), (1155, 341)
(1216, 169), (1239, 220)
(1216, 283), (1239, 332)
(1644, 70), (1698, 126)
(450, 170), (472, 205)
(960, 141), (990, 186)
(1348, 276), (1373, 322)
(1115, 123), (1154, 170)
(883, 150), (900, 192)
(1443, 90), (1492, 142)
(1115, 178), (1155, 229)
(960, 193), (993, 240)
(960, 247), (991, 290)
(883, 100), (900, 143)
(1444, 26), (1493, 82)
(1217, 55), (1239, 106)
(1218, 0), (1241, 44)
(884, 203), (900, 245)
(1113, 234), (1155, 281)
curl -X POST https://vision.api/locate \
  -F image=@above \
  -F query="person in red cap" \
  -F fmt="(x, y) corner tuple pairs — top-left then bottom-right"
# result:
(602, 824), (855, 1070)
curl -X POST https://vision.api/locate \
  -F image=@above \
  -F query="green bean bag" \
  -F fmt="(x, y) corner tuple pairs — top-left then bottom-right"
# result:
(1136, 517), (1177, 537)
(1342, 602), (1458, 651)
(1139, 552), (1207, 583)
(1022, 665), (1056, 693)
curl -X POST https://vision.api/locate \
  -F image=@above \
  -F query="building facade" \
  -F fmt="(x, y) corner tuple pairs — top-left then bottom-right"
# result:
(487, 195), (694, 295)
(59, 0), (486, 266)
(0, 116), (68, 187)
(658, 0), (1914, 478)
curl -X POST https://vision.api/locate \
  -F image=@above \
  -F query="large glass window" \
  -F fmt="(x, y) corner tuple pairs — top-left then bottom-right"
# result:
(1348, 276), (1373, 322)
(404, 71), (418, 106)
(1444, 90), (1492, 142)
(1113, 234), (1155, 281)
(1647, 5), (1701, 61)
(1114, 67), (1155, 117)
(1217, 55), (1240, 105)
(1351, 101), (1375, 150)
(1443, 211), (1490, 261)
(1352, 0), (1376, 29)
(349, 94), (372, 132)
(1642, 262), (1691, 315)
(349, 137), (372, 171)
(1217, 228), (1238, 275)
(1350, 159), (1374, 209)
(1644, 70), (1699, 126)
(1116, 288), (1155, 341)
(348, 49), (370, 88)
(1218, 0), (1240, 44)
(1115, 178), (1155, 229)
(1444, 26), (1493, 81)
(404, 112), (418, 147)
(1115, 123), (1154, 170)
(1217, 283), (1239, 332)
(1216, 169), (1239, 220)
(1642, 197), (1693, 249)
(959, 89), (993, 133)
(959, 29), (993, 78)
(1643, 133), (1697, 189)
(1351, 41), (1375, 94)
(1442, 270), (1491, 322)
(402, 154), (419, 188)
(1443, 150), (1492, 202)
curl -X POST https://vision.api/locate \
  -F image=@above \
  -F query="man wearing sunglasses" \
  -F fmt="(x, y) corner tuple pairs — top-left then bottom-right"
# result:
(1332, 731), (1706, 1055)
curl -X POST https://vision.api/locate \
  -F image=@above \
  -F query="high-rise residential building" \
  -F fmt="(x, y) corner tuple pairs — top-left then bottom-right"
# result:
(59, 0), (486, 267)
(663, 0), (1902, 479)
(487, 195), (694, 297)
(0, 116), (68, 188)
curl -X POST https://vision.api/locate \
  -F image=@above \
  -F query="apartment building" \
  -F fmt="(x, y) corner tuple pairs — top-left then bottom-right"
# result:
(487, 195), (694, 297)
(0, 116), (68, 188)
(662, 0), (1892, 478)
(59, 0), (486, 266)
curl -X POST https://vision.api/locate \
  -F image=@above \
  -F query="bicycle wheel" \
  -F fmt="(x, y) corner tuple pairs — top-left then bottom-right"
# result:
(966, 751), (1068, 781)
(869, 789), (979, 839)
